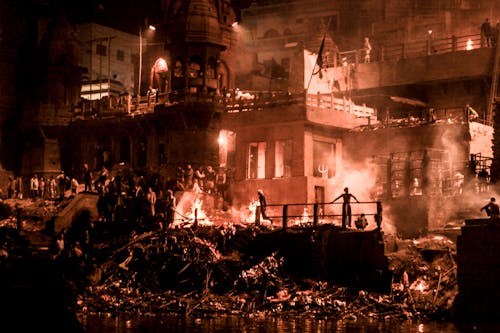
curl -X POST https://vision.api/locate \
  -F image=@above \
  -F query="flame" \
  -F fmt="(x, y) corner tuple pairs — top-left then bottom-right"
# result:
(410, 279), (429, 293)
(171, 197), (213, 227)
(466, 39), (473, 50)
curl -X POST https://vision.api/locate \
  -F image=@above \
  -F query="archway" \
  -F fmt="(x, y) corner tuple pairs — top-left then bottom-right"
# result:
(149, 58), (169, 94)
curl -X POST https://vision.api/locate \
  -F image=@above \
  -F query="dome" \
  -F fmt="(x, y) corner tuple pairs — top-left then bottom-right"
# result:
(185, 0), (223, 45)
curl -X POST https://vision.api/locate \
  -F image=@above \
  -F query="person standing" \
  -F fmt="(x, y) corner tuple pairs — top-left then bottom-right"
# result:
(164, 189), (176, 229)
(481, 18), (493, 47)
(147, 187), (157, 218)
(48, 176), (57, 199)
(332, 187), (360, 229)
(83, 163), (92, 193)
(39, 177), (46, 199)
(257, 189), (272, 223)
(363, 36), (372, 63)
(30, 174), (39, 199)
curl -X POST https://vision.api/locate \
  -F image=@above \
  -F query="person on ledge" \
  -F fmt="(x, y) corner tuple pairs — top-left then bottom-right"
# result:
(332, 187), (360, 229)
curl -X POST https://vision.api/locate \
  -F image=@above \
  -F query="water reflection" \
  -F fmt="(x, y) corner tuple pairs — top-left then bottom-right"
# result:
(80, 314), (498, 332)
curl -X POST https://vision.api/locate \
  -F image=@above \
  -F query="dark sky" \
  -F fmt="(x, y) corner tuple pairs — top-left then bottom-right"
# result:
(61, 0), (253, 34)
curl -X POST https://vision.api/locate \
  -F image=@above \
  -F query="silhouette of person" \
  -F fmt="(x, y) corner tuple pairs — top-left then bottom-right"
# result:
(481, 197), (500, 218)
(257, 189), (271, 222)
(481, 18), (493, 47)
(332, 187), (360, 229)
(355, 213), (369, 230)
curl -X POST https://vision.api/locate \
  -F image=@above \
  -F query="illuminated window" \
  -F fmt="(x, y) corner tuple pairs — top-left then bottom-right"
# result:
(96, 44), (107, 56)
(248, 142), (266, 179)
(313, 141), (336, 178)
(275, 140), (292, 177)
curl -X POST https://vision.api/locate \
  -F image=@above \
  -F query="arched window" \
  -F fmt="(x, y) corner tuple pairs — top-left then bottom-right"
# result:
(283, 28), (292, 35)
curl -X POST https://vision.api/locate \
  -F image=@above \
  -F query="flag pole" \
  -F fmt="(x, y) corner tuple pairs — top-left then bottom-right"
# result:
(306, 32), (326, 92)
(306, 15), (332, 92)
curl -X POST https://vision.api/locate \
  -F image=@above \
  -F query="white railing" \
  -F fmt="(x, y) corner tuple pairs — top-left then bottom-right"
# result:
(305, 93), (376, 118)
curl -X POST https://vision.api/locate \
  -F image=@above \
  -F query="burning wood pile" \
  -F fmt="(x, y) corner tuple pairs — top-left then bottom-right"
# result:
(0, 197), (458, 321)
(73, 223), (458, 321)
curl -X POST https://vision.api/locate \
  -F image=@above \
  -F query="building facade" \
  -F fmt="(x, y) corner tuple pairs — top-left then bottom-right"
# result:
(9, 0), (499, 236)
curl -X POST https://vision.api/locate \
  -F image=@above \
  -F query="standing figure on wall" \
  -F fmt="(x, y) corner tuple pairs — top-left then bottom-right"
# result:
(331, 187), (360, 229)
(150, 58), (169, 94)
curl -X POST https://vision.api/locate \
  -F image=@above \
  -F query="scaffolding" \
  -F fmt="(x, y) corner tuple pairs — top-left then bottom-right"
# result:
(373, 149), (453, 199)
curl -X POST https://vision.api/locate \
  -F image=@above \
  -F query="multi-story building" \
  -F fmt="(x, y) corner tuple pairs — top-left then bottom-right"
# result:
(76, 23), (139, 99)
(10, 0), (500, 237)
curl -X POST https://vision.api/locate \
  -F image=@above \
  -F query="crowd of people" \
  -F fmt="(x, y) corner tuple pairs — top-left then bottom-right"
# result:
(5, 172), (76, 201)
(82, 163), (231, 232)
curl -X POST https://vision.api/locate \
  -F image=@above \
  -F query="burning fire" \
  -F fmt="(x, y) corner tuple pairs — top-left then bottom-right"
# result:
(410, 279), (429, 293)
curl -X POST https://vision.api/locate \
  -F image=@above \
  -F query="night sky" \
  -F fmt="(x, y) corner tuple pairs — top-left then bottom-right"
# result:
(60, 0), (254, 34)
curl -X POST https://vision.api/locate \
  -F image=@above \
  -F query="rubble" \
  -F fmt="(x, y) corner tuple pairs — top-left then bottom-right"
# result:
(0, 198), (459, 322)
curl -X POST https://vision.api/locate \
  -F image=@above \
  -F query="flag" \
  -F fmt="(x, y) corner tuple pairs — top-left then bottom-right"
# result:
(312, 35), (325, 79)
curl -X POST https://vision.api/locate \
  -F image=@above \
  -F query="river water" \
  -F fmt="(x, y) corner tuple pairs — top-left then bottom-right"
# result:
(80, 314), (500, 332)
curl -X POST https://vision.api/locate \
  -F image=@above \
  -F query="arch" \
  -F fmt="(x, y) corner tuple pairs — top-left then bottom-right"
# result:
(149, 57), (169, 94)
(283, 28), (293, 35)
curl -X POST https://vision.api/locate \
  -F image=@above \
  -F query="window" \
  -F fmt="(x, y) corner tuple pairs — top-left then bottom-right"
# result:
(96, 44), (107, 56)
(116, 50), (125, 61)
(275, 140), (292, 177)
(248, 142), (266, 179)
(313, 141), (336, 178)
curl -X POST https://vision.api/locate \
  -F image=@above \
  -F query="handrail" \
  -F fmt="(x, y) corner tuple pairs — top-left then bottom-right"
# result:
(332, 33), (483, 66)
(257, 200), (383, 231)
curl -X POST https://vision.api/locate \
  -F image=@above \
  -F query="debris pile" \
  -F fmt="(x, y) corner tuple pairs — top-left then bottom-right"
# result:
(0, 197), (459, 321)
(73, 224), (458, 321)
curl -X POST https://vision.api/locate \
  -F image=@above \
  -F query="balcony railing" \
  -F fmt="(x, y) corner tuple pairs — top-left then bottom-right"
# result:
(328, 33), (485, 67)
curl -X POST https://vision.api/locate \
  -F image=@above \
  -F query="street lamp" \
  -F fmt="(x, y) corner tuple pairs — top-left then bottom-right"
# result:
(138, 24), (156, 100)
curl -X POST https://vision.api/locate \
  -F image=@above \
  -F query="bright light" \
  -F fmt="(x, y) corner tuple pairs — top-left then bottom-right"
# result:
(466, 38), (473, 50)
(148, 25), (156, 31)
(232, 22), (239, 27)
(218, 134), (227, 146)
(427, 29), (432, 35)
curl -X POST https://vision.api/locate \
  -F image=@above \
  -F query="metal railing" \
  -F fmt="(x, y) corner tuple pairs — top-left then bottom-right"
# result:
(332, 33), (484, 67)
(257, 200), (383, 231)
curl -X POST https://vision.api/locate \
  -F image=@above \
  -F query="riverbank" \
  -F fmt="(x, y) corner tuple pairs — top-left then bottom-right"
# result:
(0, 196), (459, 331)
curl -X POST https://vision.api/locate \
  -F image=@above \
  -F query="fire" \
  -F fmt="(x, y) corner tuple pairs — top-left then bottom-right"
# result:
(186, 198), (212, 226)
(466, 39), (473, 50)
(410, 279), (429, 293)
(245, 200), (259, 223)
(293, 207), (311, 226)
(172, 197), (213, 227)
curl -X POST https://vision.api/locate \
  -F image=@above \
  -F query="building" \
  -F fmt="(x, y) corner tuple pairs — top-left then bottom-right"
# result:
(9, 0), (499, 237)
(76, 23), (139, 99)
